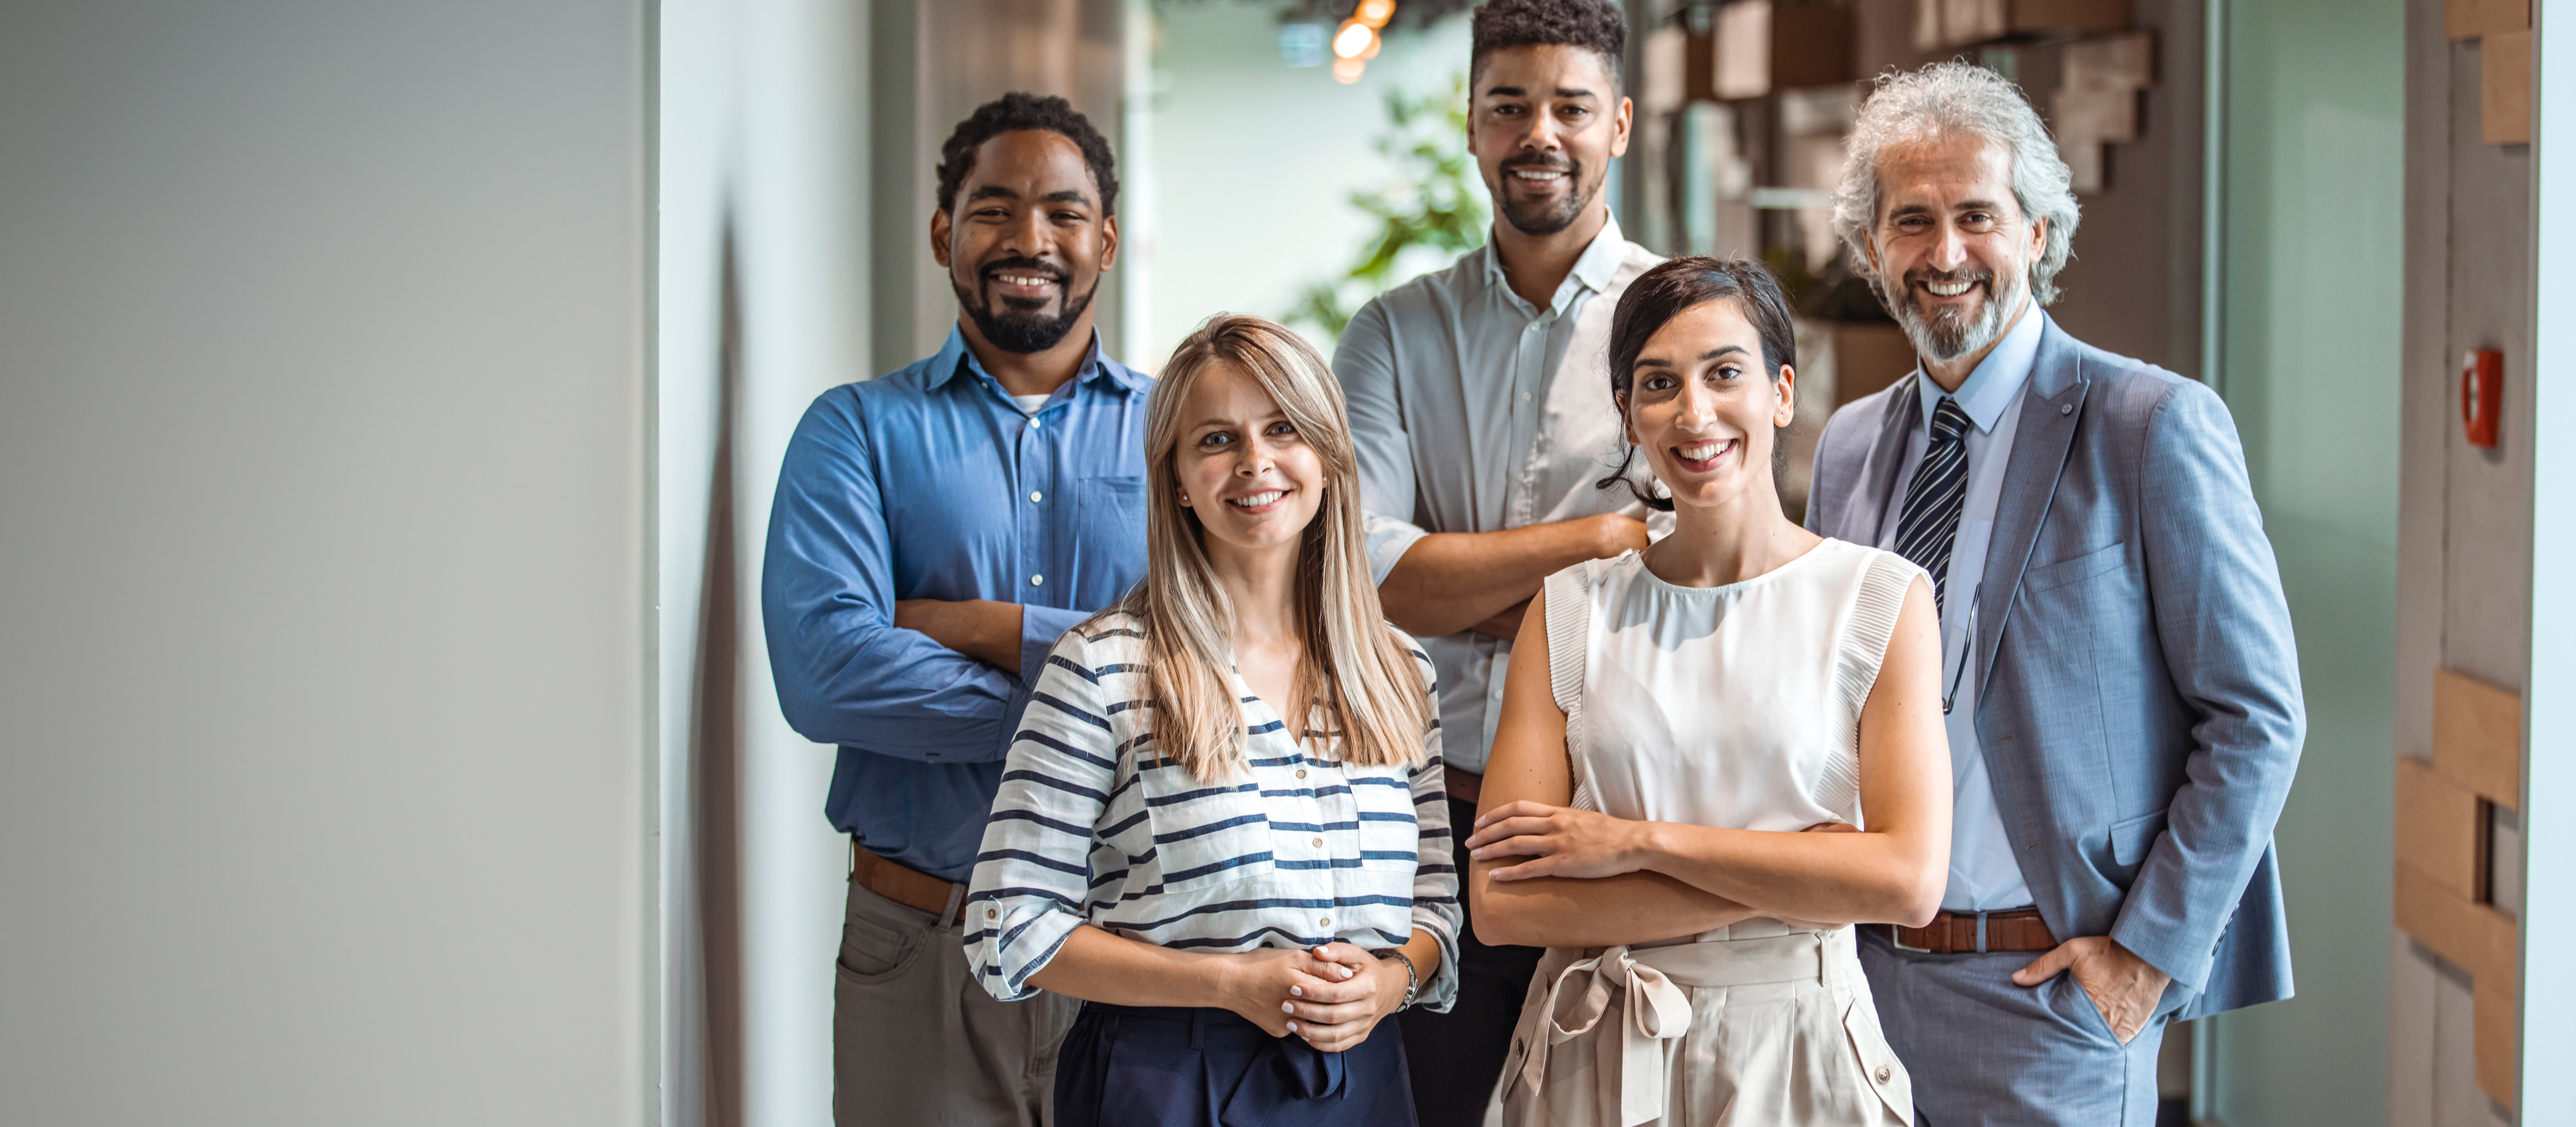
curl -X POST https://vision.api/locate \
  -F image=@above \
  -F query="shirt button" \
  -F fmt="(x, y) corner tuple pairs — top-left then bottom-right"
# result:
(1296, 768), (1308, 779)
(986, 908), (998, 919)
(1319, 916), (1331, 927)
(1029, 574), (1044, 587)
(1312, 837), (1324, 848)
(1030, 416), (1043, 428)
(1029, 490), (1043, 503)
(1521, 391), (1532, 402)
(1875, 1065), (1891, 1084)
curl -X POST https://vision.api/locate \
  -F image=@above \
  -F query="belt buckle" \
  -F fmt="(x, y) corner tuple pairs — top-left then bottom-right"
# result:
(1887, 924), (1932, 954)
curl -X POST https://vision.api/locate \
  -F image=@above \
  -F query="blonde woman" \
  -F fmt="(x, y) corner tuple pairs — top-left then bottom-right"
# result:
(965, 314), (1456, 1127)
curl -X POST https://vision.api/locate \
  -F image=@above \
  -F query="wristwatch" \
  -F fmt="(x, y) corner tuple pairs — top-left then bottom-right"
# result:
(1377, 948), (1421, 1011)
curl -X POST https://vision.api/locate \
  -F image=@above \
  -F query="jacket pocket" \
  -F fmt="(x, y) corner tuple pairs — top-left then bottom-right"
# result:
(2024, 540), (2128, 592)
(2108, 806), (2170, 867)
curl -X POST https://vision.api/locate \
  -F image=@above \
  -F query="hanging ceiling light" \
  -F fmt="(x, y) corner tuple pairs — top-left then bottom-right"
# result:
(1331, 0), (1394, 84)
(1332, 20), (1377, 60)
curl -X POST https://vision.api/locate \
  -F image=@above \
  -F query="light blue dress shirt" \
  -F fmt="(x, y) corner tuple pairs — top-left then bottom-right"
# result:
(1870, 305), (2045, 911)
(762, 327), (1152, 882)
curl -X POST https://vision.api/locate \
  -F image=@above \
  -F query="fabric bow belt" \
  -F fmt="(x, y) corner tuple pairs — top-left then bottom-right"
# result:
(1512, 928), (1840, 1127)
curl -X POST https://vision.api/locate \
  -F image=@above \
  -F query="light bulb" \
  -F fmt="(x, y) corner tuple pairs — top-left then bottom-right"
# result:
(1333, 20), (1375, 59)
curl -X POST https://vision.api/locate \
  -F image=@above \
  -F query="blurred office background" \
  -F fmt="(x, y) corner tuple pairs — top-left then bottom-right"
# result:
(4, 1), (2568, 1126)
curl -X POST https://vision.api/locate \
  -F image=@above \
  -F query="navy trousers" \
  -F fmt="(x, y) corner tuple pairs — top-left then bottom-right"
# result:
(1053, 1002), (1417, 1127)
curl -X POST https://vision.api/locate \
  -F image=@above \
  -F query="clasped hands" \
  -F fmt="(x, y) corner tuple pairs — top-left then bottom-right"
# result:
(1220, 943), (1409, 1053)
(1467, 800), (2171, 1044)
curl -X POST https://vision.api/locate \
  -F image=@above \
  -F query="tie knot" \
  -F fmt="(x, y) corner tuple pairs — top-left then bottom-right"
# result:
(1931, 397), (1973, 443)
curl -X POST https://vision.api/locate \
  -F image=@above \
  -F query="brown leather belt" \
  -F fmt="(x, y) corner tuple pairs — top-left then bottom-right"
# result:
(1874, 908), (2058, 954)
(851, 840), (967, 925)
(1444, 766), (1483, 806)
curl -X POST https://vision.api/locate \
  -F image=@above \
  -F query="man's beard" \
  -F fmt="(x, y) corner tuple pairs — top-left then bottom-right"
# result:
(1885, 265), (2022, 364)
(1497, 155), (1592, 236)
(954, 256), (1095, 355)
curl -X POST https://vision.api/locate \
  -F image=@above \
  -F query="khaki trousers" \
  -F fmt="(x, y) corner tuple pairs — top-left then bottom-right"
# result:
(834, 878), (1080, 1126)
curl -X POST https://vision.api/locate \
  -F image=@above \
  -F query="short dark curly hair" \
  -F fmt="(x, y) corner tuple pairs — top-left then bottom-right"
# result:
(934, 92), (1120, 218)
(1471, 0), (1628, 91)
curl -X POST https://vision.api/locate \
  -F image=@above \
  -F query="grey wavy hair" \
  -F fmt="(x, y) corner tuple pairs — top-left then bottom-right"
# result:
(1832, 62), (2082, 305)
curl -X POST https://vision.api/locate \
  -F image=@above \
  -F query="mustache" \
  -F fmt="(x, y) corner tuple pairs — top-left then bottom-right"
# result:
(1903, 265), (1995, 291)
(1501, 153), (1578, 174)
(978, 255), (1069, 286)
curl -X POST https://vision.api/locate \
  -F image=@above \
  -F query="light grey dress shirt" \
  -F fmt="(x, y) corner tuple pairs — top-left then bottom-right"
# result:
(1334, 218), (1664, 773)
(1870, 305), (2045, 911)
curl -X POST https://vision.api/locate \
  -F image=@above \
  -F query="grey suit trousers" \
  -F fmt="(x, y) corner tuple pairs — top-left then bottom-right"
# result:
(1857, 929), (2183, 1126)
(835, 879), (1080, 1126)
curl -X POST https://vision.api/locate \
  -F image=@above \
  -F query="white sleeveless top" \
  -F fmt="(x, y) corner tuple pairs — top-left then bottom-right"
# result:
(1542, 539), (1925, 833)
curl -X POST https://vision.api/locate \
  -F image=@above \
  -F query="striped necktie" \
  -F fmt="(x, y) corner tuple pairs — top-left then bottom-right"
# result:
(1893, 396), (1975, 613)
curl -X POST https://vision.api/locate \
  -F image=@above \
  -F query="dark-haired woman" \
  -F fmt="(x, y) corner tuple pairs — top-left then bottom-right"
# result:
(1463, 258), (1951, 1126)
(964, 315), (1455, 1127)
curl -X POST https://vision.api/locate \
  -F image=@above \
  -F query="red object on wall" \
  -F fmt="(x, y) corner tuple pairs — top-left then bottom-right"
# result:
(2462, 349), (2502, 448)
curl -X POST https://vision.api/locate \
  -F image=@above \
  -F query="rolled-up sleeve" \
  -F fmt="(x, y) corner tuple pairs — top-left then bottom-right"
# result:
(964, 630), (1117, 1000)
(1402, 645), (1462, 1012)
(1334, 298), (1430, 586)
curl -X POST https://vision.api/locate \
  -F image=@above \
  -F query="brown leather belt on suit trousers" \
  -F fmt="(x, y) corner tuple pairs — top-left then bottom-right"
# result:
(851, 840), (968, 925)
(1872, 908), (2058, 954)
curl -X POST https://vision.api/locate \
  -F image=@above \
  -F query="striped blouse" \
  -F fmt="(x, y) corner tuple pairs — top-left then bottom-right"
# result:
(963, 611), (1461, 1011)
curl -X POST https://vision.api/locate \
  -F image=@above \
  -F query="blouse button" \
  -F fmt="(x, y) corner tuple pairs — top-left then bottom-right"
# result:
(1875, 1065), (1891, 1084)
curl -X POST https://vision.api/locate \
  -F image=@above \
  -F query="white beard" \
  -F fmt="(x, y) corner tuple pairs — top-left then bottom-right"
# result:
(1891, 272), (2024, 364)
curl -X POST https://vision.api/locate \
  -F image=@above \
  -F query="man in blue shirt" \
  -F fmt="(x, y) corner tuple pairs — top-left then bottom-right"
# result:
(763, 92), (1148, 1127)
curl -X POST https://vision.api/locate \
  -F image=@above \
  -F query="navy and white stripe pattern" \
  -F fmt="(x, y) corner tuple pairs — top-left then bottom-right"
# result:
(964, 612), (1460, 1012)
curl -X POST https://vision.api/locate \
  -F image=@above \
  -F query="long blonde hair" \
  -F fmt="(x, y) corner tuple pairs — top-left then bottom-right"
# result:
(1126, 314), (1431, 781)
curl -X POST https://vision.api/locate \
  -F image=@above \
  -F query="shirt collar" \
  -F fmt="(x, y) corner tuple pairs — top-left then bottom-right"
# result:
(924, 325), (1143, 394)
(1916, 304), (2045, 434)
(1480, 213), (1631, 315)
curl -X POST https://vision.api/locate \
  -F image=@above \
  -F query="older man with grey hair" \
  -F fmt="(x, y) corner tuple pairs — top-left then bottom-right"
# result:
(1805, 62), (2303, 1124)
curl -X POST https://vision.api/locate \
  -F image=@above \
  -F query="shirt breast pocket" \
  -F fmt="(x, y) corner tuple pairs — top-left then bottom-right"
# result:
(1145, 779), (1276, 895)
(1077, 476), (1147, 571)
(1344, 766), (1423, 875)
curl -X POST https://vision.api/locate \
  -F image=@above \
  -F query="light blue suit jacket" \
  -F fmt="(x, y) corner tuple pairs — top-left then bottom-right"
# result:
(1807, 319), (2302, 1019)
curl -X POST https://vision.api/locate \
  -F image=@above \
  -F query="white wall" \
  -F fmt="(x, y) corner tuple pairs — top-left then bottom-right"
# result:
(1145, 5), (1483, 367)
(0, 3), (650, 1123)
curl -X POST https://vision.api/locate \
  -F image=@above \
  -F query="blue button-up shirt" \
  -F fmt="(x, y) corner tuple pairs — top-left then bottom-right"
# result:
(763, 327), (1152, 882)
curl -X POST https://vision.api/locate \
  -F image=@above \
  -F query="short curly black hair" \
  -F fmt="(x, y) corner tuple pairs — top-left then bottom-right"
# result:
(1470, 0), (1628, 91)
(935, 92), (1120, 218)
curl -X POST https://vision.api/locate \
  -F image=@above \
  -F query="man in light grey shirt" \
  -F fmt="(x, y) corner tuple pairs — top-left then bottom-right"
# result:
(1329, 1), (1662, 1122)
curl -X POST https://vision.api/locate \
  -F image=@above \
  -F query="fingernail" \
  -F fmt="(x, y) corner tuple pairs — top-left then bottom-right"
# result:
(1290, 986), (1303, 997)
(1282, 1001), (1295, 1013)
(1286, 1021), (1299, 1033)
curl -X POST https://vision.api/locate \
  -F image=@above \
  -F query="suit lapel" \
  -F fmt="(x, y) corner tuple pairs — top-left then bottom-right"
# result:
(1975, 320), (2089, 692)
(1845, 372), (1921, 542)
